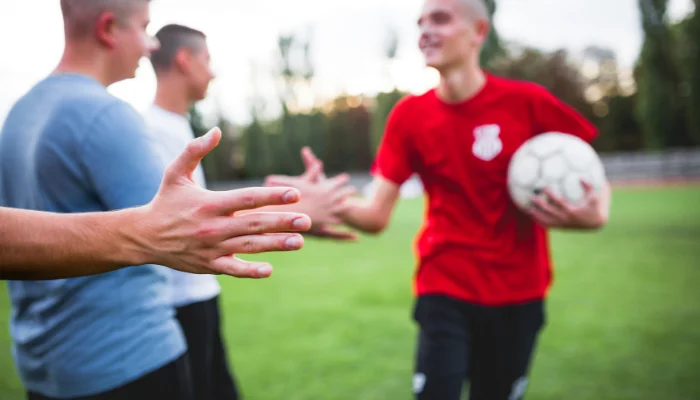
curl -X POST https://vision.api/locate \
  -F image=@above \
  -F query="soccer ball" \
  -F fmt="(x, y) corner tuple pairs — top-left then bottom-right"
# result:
(507, 132), (607, 210)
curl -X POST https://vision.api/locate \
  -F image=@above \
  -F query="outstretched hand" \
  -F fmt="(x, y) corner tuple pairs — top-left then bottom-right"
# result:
(140, 128), (312, 278)
(265, 146), (359, 241)
(527, 180), (610, 230)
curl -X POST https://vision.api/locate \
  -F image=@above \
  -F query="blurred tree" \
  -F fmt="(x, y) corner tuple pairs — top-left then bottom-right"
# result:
(481, 0), (505, 69)
(490, 47), (596, 126)
(242, 109), (272, 179)
(273, 30), (318, 175)
(371, 90), (405, 155)
(635, 0), (691, 148)
(677, 5), (700, 145)
(578, 46), (645, 151)
(599, 94), (644, 151)
(371, 26), (406, 155)
(323, 97), (372, 174)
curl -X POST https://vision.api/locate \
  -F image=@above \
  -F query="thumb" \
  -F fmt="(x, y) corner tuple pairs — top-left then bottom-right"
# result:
(164, 127), (221, 184)
(306, 162), (324, 183)
(265, 175), (300, 187)
(301, 147), (325, 179)
(301, 147), (319, 169)
(580, 179), (596, 198)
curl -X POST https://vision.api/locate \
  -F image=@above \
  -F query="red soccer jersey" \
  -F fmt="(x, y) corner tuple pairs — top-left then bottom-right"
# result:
(372, 73), (598, 306)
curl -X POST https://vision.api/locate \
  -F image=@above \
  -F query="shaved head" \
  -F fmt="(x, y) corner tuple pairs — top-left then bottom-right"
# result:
(458, 0), (490, 21)
(60, 0), (150, 39)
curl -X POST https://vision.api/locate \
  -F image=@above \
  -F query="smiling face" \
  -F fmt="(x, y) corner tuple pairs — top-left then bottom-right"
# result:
(418, 0), (490, 72)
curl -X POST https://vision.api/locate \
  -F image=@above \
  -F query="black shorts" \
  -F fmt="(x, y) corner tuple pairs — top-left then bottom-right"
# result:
(412, 295), (545, 400)
(27, 353), (195, 400)
(175, 295), (241, 400)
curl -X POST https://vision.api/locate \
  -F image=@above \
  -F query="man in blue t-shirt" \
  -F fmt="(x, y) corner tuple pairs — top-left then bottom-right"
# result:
(0, 0), (326, 398)
(0, 1), (192, 398)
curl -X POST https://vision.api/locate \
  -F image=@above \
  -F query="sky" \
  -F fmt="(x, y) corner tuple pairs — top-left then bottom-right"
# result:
(0, 0), (695, 126)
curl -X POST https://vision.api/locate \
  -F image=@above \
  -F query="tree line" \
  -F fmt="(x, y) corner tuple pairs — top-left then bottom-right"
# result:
(190, 0), (700, 182)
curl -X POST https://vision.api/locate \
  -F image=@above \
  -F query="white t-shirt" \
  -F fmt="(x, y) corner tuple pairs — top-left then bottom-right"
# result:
(143, 105), (221, 308)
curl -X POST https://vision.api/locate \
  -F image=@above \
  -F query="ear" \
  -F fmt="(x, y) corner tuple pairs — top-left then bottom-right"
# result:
(95, 11), (118, 48)
(173, 48), (192, 73)
(474, 19), (490, 43)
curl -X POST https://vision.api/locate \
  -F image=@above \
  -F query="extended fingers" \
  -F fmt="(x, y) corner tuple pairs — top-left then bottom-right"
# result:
(264, 175), (300, 187)
(332, 186), (357, 203)
(224, 212), (312, 237)
(219, 233), (305, 256)
(328, 173), (351, 189)
(317, 226), (359, 241)
(210, 256), (274, 279)
(213, 186), (301, 214)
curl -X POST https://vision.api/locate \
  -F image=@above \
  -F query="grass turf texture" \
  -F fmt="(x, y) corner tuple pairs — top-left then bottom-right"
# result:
(1, 186), (699, 399)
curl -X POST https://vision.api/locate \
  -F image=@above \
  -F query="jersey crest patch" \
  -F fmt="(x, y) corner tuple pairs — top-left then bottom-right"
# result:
(472, 124), (503, 161)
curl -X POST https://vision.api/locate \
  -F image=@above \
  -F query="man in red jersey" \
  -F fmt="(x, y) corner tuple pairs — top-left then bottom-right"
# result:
(268, 0), (611, 399)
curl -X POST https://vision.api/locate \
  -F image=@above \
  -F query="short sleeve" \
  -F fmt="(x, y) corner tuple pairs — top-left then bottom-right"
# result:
(371, 97), (415, 185)
(529, 84), (599, 143)
(80, 102), (165, 211)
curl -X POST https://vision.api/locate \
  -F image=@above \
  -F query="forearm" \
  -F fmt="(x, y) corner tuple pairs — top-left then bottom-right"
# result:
(0, 207), (147, 280)
(340, 197), (388, 234)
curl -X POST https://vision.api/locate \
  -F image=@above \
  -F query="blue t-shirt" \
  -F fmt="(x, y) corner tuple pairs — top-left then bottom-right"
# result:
(0, 73), (185, 398)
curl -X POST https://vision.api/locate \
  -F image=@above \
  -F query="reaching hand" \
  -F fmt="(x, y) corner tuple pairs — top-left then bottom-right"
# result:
(527, 180), (610, 230)
(265, 146), (359, 241)
(138, 128), (312, 278)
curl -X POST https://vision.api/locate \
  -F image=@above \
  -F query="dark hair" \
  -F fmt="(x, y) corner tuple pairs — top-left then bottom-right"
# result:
(149, 24), (207, 73)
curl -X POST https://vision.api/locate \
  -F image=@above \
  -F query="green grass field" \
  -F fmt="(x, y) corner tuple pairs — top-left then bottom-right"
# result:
(1, 186), (699, 400)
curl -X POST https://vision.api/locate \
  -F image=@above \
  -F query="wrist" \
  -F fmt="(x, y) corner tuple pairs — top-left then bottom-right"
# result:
(114, 206), (154, 266)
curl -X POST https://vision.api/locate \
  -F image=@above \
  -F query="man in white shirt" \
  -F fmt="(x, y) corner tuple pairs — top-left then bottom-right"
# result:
(144, 24), (239, 400)
(144, 24), (355, 400)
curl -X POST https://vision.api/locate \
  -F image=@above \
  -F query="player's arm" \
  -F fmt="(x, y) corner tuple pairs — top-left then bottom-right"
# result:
(530, 180), (610, 230)
(0, 207), (138, 280)
(339, 176), (401, 234)
(528, 85), (611, 230)
(339, 97), (414, 234)
(0, 127), (311, 281)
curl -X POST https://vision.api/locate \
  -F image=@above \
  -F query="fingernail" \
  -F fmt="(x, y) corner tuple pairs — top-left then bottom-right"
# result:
(256, 265), (272, 276)
(283, 190), (299, 203)
(285, 235), (303, 249)
(292, 217), (308, 229)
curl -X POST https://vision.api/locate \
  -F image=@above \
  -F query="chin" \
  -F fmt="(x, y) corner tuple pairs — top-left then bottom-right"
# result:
(425, 59), (446, 71)
(195, 91), (207, 101)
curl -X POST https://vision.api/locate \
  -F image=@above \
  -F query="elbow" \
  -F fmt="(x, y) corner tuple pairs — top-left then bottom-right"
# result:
(365, 224), (387, 235)
(363, 216), (390, 235)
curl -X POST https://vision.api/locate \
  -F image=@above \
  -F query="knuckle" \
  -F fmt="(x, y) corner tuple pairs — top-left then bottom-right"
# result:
(198, 201), (218, 215)
(247, 218), (263, 233)
(241, 193), (257, 209)
(194, 224), (217, 240)
(242, 238), (258, 253)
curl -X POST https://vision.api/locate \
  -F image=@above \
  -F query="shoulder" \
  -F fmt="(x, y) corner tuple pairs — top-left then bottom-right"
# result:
(386, 90), (435, 127)
(88, 101), (147, 138)
(395, 89), (434, 110)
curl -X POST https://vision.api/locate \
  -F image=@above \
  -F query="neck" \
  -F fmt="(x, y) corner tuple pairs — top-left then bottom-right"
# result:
(436, 62), (486, 104)
(55, 40), (115, 87)
(154, 75), (192, 116)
